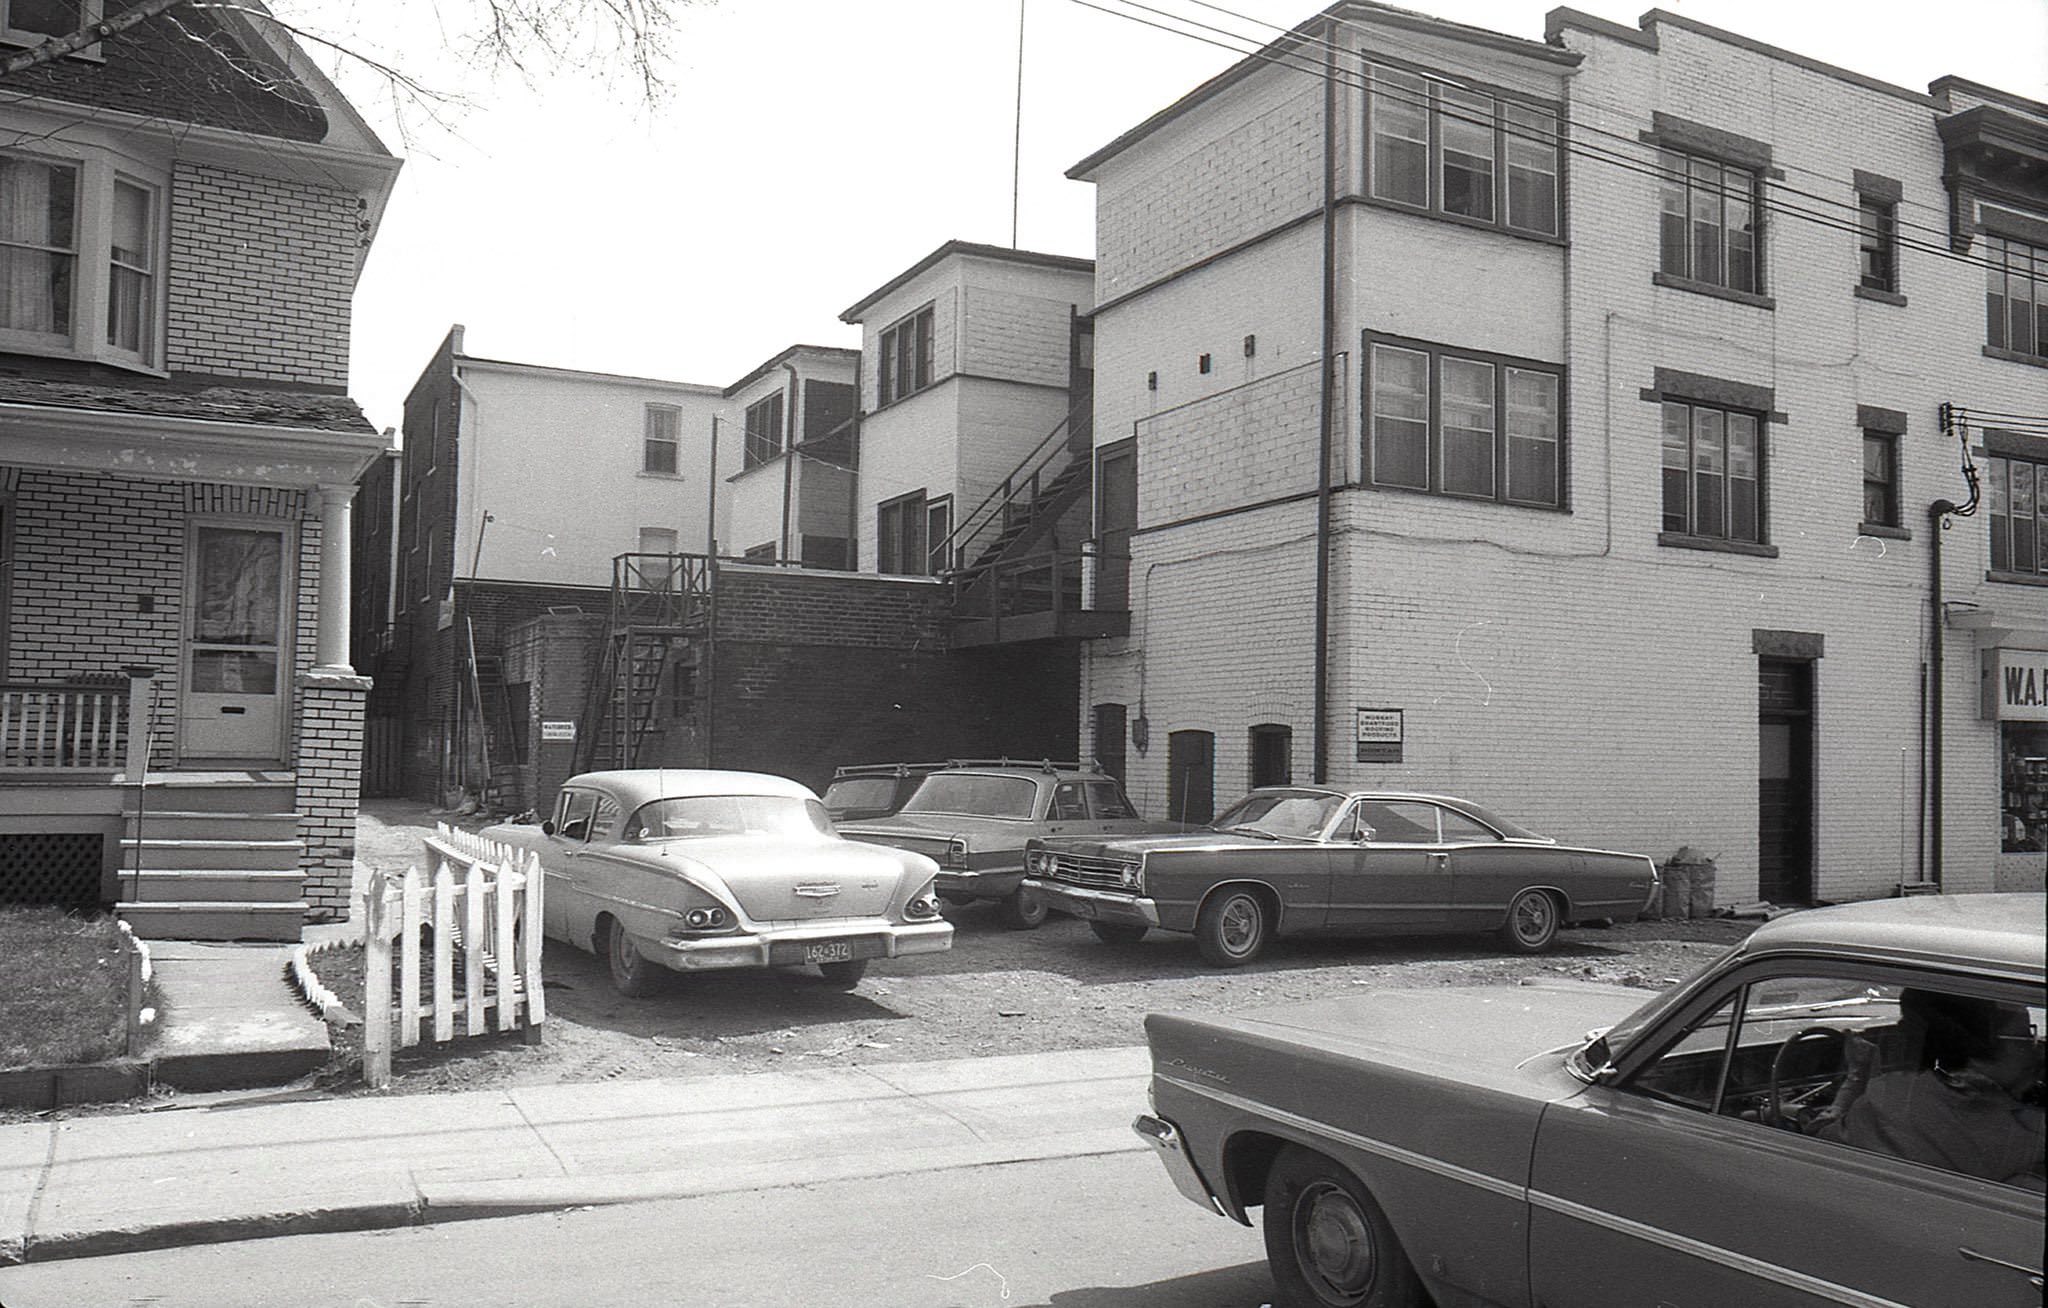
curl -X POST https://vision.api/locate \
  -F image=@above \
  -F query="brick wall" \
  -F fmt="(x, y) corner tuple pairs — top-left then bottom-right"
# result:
(296, 673), (367, 920)
(165, 162), (358, 387)
(502, 612), (603, 818)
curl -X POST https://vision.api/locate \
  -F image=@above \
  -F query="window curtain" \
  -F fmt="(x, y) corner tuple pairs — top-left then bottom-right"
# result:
(0, 157), (74, 335)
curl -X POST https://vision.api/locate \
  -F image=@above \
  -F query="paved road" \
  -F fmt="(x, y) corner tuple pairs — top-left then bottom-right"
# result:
(0, 1153), (1273, 1308)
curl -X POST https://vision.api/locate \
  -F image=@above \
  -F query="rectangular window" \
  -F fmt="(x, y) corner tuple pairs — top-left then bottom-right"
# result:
(1861, 431), (1898, 528)
(877, 491), (928, 575)
(0, 153), (76, 339)
(879, 305), (935, 406)
(1661, 399), (1763, 543)
(635, 528), (678, 589)
(743, 391), (784, 469)
(643, 404), (680, 475)
(1985, 235), (2045, 360)
(1988, 455), (2048, 576)
(1365, 64), (1558, 237)
(1367, 337), (1562, 508)
(106, 177), (153, 357)
(1658, 148), (1762, 294)
(1857, 196), (1897, 293)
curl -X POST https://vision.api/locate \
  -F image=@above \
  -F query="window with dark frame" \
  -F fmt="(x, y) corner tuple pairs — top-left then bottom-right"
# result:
(1857, 196), (1898, 294)
(1988, 455), (2048, 577)
(1365, 63), (1560, 238)
(1985, 235), (2045, 360)
(1367, 337), (1563, 508)
(1862, 431), (1899, 529)
(877, 491), (928, 575)
(742, 392), (784, 469)
(1660, 399), (1763, 544)
(878, 304), (935, 406)
(643, 404), (680, 474)
(1657, 148), (1761, 295)
(925, 496), (953, 575)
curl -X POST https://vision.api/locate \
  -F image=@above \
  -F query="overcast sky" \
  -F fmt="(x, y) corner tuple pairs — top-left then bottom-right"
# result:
(282, 0), (2047, 435)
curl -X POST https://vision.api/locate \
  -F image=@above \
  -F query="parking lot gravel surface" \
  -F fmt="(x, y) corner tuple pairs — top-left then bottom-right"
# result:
(341, 802), (1757, 1097)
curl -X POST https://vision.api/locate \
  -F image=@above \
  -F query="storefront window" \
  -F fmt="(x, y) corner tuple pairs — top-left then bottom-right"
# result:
(1999, 722), (2048, 852)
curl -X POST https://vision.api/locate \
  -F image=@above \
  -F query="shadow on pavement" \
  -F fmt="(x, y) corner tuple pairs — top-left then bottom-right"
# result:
(1037, 1262), (1274, 1306)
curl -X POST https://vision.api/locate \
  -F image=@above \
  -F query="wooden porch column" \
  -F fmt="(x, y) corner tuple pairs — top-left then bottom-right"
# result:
(314, 483), (354, 675)
(121, 665), (156, 779)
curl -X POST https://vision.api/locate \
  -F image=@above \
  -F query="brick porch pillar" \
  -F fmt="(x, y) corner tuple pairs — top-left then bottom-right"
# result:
(298, 668), (370, 922)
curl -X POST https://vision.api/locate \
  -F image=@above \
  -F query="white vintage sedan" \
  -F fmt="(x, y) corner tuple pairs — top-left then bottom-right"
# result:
(485, 770), (953, 995)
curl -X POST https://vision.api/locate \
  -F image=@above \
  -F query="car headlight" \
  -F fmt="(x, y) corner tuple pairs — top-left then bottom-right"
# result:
(944, 837), (969, 870)
(1026, 848), (1048, 876)
(1122, 860), (1143, 891)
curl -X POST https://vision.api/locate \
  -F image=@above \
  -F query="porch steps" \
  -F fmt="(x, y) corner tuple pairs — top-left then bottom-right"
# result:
(117, 901), (307, 942)
(115, 778), (308, 942)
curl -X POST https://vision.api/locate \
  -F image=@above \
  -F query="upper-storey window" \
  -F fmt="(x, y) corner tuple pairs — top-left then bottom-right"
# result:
(1661, 399), (1763, 544)
(2, 0), (101, 49)
(643, 404), (680, 475)
(1657, 149), (1760, 296)
(1985, 235), (2044, 362)
(1366, 65), (1560, 238)
(743, 391), (784, 468)
(1857, 196), (1898, 295)
(0, 148), (161, 370)
(1988, 455), (2048, 577)
(878, 305), (934, 406)
(1366, 336), (1563, 509)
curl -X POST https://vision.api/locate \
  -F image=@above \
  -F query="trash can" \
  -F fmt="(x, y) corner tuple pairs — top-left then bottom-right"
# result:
(1658, 847), (1717, 920)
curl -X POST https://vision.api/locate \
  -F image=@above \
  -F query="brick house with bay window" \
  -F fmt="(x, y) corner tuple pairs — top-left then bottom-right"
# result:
(0, 5), (399, 936)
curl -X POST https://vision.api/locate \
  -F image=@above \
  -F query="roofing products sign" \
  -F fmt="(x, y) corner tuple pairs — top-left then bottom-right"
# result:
(1984, 650), (2048, 721)
(1356, 708), (1404, 763)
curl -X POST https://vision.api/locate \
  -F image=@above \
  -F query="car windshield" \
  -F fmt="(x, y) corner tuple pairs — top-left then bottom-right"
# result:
(625, 795), (832, 841)
(1211, 790), (1345, 840)
(1574, 938), (1750, 1076)
(823, 778), (899, 813)
(900, 774), (1038, 819)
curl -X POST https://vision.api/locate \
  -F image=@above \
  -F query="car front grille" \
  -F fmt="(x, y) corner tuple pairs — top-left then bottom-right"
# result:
(1043, 851), (1138, 891)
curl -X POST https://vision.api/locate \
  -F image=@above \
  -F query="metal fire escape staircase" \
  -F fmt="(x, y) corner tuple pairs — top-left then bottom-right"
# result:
(464, 618), (521, 814)
(577, 553), (713, 772)
(941, 403), (1126, 646)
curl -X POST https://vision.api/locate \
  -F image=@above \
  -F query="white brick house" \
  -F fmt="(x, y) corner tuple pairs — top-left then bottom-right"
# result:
(1070, 1), (2048, 905)
(838, 241), (1098, 585)
(0, 9), (399, 935)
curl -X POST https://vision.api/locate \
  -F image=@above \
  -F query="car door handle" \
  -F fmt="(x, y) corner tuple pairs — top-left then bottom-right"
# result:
(1426, 852), (1449, 867)
(1959, 1246), (2044, 1289)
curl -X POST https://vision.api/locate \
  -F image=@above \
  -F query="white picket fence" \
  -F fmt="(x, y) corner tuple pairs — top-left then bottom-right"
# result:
(360, 823), (547, 1088)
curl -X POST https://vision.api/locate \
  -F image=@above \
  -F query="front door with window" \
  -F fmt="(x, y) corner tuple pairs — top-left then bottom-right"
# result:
(181, 522), (290, 761)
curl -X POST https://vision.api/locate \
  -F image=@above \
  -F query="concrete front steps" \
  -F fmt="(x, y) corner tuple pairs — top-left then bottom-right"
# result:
(115, 776), (307, 942)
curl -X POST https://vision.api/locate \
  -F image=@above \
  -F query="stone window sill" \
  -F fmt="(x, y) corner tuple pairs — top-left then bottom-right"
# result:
(1986, 569), (2048, 588)
(1658, 532), (1779, 558)
(1983, 345), (2048, 371)
(1854, 284), (1907, 307)
(1858, 522), (1911, 540)
(1652, 272), (1776, 311)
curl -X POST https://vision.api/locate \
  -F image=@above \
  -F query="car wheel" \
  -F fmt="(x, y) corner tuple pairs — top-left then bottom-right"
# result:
(817, 959), (870, 989)
(1263, 1145), (1427, 1308)
(1089, 921), (1148, 945)
(1196, 887), (1270, 967)
(604, 916), (664, 997)
(997, 885), (1050, 930)
(1498, 888), (1560, 954)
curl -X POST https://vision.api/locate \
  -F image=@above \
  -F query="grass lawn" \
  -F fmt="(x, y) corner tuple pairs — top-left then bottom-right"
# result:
(0, 907), (156, 1069)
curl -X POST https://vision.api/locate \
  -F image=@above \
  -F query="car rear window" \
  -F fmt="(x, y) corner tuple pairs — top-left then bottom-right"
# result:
(824, 778), (901, 812)
(902, 774), (1038, 819)
(627, 795), (831, 840)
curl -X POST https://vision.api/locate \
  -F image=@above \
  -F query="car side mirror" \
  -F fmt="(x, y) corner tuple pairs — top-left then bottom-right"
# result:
(541, 820), (556, 836)
(1351, 824), (1375, 843)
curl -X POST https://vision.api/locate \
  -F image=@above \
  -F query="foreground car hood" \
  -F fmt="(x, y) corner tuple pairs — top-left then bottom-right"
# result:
(1182, 981), (1648, 1084)
(644, 836), (913, 921)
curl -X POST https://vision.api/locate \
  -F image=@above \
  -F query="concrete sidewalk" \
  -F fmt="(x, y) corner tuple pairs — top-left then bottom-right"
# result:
(0, 1045), (1152, 1266)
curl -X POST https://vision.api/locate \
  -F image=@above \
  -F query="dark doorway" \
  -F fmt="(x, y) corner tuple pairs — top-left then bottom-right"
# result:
(1758, 658), (1815, 904)
(1250, 723), (1293, 788)
(1167, 729), (1215, 825)
(1095, 440), (1135, 612)
(1092, 703), (1127, 780)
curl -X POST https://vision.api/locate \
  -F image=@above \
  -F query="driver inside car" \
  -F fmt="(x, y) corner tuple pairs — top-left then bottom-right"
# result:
(1809, 989), (2045, 1190)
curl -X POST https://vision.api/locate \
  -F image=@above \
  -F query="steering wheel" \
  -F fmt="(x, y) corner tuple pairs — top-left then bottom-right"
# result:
(1767, 1026), (1848, 1129)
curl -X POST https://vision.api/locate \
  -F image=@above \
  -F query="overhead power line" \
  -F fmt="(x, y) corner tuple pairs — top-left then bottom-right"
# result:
(1069, 0), (2016, 278)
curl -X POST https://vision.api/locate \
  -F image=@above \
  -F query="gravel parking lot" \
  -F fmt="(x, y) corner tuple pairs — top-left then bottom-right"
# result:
(351, 802), (1756, 1096)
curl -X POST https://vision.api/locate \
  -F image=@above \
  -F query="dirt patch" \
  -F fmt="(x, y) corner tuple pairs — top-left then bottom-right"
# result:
(318, 802), (1756, 1096)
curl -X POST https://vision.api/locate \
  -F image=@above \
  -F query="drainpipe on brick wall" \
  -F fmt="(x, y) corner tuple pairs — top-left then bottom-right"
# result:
(1311, 16), (1338, 784)
(1928, 498), (1952, 891)
(707, 414), (721, 556)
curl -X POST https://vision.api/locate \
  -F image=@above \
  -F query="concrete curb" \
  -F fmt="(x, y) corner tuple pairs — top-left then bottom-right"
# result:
(2, 1126), (1149, 1266)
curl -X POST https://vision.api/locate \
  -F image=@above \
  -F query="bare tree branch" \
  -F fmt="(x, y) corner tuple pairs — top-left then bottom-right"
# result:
(0, 0), (186, 78)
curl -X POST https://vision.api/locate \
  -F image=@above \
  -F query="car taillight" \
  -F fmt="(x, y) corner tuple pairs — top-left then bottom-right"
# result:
(944, 837), (969, 869)
(905, 891), (941, 919)
(670, 905), (733, 935)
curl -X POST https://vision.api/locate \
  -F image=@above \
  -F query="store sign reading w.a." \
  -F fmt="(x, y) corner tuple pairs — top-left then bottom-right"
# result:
(1983, 649), (2048, 720)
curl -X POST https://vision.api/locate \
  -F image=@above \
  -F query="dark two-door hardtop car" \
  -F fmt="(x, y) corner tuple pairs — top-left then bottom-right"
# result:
(484, 769), (952, 995)
(838, 760), (1173, 928)
(1025, 786), (1659, 965)
(1134, 893), (2045, 1308)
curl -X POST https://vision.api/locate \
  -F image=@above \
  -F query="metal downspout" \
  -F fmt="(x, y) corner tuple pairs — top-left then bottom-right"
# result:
(1312, 16), (1338, 785)
(1928, 498), (1952, 890)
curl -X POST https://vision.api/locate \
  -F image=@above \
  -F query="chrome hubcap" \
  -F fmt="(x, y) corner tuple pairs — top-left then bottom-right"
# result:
(1221, 897), (1259, 952)
(1296, 1182), (1373, 1303)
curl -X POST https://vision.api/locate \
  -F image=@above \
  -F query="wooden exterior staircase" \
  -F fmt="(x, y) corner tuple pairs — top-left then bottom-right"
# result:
(114, 775), (306, 942)
(577, 553), (713, 773)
